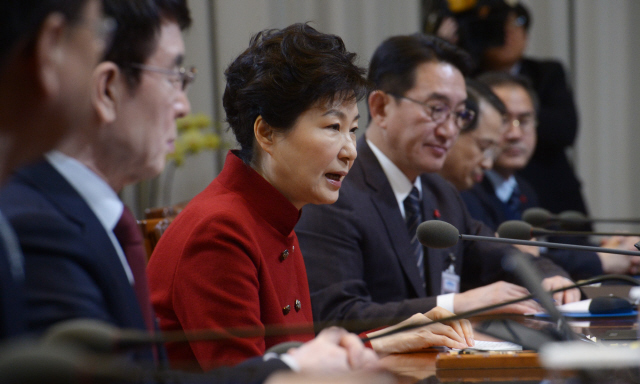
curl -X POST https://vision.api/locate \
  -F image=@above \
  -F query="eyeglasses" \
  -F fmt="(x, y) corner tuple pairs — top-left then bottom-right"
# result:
(390, 94), (476, 131)
(130, 64), (197, 91)
(504, 112), (536, 132)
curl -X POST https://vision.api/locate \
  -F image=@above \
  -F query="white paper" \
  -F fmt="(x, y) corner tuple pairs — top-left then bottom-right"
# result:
(528, 298), (592, 315)
(457, 340), (522, 351)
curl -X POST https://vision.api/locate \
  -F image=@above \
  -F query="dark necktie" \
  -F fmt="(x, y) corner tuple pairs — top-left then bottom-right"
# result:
(113, 206), (155, 333)
(505, 184), (523, 221)
(404, 186), (426, 289)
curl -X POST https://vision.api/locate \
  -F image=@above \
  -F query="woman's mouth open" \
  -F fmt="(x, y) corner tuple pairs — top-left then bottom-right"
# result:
(325, 172), (346, 188)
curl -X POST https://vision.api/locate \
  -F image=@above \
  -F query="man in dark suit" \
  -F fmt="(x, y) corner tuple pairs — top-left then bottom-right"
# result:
(296, 34), (579, 326)
(0, 0), (378, 381)
(480, 2), (588, 217)
(0, 0), (109, 341)
(461, 72), (640, 280)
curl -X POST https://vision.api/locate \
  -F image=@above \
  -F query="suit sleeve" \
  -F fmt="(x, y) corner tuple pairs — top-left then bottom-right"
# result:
(457, 193), (570, 291)
(8, 212), (120, 333)
(296, 193), (437, 330)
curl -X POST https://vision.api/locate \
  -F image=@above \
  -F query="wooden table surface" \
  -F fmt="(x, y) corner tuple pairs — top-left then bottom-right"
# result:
(378, 286), (639, 383)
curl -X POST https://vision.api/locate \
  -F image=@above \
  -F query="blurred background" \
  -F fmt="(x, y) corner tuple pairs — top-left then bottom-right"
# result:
(121, 0), (640, 231)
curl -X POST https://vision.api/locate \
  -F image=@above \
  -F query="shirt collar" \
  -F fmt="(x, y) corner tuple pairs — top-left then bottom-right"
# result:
(485, 170), (518, 203)
(367, 139), (422, 218)
(45, 151), (123, 231)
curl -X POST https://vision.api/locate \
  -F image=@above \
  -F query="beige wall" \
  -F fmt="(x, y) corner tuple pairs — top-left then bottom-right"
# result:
(125, 0), (640, 226)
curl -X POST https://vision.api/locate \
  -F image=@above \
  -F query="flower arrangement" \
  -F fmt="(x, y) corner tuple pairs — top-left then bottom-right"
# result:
(167, 113), (221, 166)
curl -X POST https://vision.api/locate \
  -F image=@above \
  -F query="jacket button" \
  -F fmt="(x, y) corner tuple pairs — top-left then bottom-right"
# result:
(294, 300), (301, 312)
(280, 249), (289, 262)
(282, 305), (291, 315)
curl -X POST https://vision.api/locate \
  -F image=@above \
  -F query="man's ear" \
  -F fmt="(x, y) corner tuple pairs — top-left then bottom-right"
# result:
(253, 115), (276, 156)
(368, 90), (392, 127)
(34, 12), (67, 97)
(92, 62), (121, 124)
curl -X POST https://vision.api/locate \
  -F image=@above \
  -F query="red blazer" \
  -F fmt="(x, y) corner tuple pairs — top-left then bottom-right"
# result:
(147, 151), (314, 370)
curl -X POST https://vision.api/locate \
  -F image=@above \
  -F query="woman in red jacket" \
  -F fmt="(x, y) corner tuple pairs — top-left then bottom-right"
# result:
(147, 23), (474, 371)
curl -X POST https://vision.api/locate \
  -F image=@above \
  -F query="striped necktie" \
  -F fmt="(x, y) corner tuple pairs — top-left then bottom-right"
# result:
(404, 186), (425, 289)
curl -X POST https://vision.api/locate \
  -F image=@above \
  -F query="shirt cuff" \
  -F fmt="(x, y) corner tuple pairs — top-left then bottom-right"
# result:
(437, 293), (455, 313)
(264, 352), (300, 372)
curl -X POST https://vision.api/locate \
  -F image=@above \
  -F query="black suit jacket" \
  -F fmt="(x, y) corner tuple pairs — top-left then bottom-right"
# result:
(296, 138), (568, 326)
(461, 176), (603, 280)
(0, 211), (25, 340)
(0, 159), (289, 383)
(516, 58), (589, 216)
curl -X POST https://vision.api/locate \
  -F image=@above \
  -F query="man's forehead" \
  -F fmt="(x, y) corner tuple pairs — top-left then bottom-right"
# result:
(493, 85), (533, 108)
(146, 21), (185, 65)
(412, 61), (466, 104)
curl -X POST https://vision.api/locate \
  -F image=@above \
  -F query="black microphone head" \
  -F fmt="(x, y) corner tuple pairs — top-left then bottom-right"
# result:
(416, 220), (459, 248)
(522, 208), (553, 227)
(497, 220), (533, 240)
(41, 319), (120, 353)
(0, 341), (84, 384)
(558, 210), (588, 230)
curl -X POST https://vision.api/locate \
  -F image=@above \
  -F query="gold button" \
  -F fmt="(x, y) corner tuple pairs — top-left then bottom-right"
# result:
(294, 300), (301, 312)
(280, 249), (289, 262)
(282, 305), (291, 315)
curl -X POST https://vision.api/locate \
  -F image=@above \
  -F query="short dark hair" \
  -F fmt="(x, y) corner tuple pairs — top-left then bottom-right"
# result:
(367, 33), (473, 98)
(513, 3), (531, 32)
(462, 77), (507, 133)
(223, 23), (370, 164)
(0, 0), (89, 69)
(477, 71), (539, 112)
(103, 0), (192, 89)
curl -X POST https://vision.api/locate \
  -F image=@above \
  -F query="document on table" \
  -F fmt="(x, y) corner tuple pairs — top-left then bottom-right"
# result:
(455, 340), (523, 351)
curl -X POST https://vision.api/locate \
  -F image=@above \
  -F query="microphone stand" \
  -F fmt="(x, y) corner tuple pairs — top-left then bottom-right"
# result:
(360, 274), (639, 344)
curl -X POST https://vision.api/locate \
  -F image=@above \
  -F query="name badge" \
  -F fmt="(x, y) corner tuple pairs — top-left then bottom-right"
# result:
(441, 264), (460, 294)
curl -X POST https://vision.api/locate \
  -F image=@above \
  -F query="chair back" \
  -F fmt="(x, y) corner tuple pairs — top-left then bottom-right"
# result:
(144, 201), (189, 219)
(137, 217), (174, 261)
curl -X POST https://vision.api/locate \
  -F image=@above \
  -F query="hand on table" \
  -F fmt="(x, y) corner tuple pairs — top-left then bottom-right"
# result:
(453, 281), (542, 315)
(541, 275), (580, 304)
(367, 307), (473, 354)
(287, 327), (379, 373)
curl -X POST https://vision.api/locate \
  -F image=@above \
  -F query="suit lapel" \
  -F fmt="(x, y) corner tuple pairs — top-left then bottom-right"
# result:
(14, 161), (145, 327)
(357, 139), (427, 297)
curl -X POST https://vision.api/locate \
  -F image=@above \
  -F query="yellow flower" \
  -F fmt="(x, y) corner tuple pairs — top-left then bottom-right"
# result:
(170, 114), (221, 166)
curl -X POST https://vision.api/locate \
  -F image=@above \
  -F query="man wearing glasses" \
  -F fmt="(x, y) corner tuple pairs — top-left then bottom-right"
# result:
(0, 0), (381, 381)
(439, 78), (508, 192)
(0, 0), (112, 342)
(0, 0), (191, 354)
(296, 34), (578, 327)
(460, 72), (640, 280)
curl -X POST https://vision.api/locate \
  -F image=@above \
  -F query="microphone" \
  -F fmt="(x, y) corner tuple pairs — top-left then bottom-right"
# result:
(497, 220), (640, 239)
(0, 339), (144, 384)
(361, 273), (639, 344)
(417, 220), (640, 256)
(501, 252), (576, 341)
(42, 318), (317, 354)
(522, 208), (640, 229)
(522, 207), (555, 227)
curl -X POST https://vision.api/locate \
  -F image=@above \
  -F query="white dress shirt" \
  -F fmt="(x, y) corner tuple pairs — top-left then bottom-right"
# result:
(367, 140), (455, 312)
(45, 151), (133, 284)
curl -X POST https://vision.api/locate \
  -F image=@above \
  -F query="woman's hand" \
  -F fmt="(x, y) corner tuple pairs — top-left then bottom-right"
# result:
(367, 307), (474, 355)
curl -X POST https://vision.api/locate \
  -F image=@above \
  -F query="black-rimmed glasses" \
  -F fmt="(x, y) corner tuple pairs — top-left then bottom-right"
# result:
(130, 64), (197, 91)
(390, 93), (476, 131)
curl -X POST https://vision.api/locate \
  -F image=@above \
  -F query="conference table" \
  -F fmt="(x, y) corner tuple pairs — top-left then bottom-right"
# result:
(378, 285), (639, 383)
